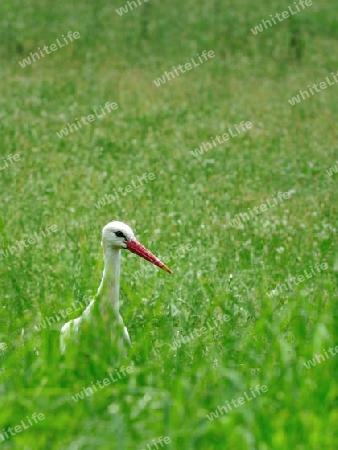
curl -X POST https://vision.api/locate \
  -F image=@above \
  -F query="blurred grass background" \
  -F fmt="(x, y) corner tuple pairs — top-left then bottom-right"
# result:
(0, 0), (337, 448)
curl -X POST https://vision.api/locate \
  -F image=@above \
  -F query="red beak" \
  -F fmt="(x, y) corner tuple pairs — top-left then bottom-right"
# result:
(126, 238), (173, 274)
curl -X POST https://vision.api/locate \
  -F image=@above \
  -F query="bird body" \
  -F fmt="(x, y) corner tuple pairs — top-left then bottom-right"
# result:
(60, 221), (172, 354)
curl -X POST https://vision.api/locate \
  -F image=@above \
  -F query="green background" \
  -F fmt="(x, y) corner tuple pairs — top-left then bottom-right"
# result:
(0, 0), (337, 448)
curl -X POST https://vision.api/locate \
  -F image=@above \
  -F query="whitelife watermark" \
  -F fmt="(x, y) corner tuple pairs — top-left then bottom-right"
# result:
(56, 102), (118, 139)
(326, 161), (338, 177)
(94, 173), (155, 209)
(267, 261), (328, 298)
(141, 436), (171, 450)
(116, 0), (148, 16)
(0, 154), (21, 171)
(156, 314), (230, 351)
(191, 121), (253, 158)
(225, 190), (293, 229)
(35, 295), (92, 332)
(153, 50), (215, 87)
(71, 365), (133, 402)
(251, 0), (313, 35)
(0, 225), (58, 261)
(303, 345), (338, 369)
(288, 70), (338, 105)
(133, 243), (192, 282)
(18, 31), (80, 68)
(206, 385), (268, 421)
(0, 412), (45, 443)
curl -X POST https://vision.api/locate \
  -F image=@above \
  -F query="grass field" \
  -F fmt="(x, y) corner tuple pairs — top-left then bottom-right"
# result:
(1, 0), (338, 449)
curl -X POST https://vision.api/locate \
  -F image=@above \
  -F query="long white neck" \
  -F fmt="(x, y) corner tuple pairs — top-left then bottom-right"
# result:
(97, 246), (121, 317)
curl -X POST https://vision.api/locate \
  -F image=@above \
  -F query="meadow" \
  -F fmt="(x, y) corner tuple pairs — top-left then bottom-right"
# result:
(0, 0), (337, 448)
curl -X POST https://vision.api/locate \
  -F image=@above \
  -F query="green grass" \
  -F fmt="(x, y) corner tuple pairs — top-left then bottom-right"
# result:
(1, 0), (338, 448)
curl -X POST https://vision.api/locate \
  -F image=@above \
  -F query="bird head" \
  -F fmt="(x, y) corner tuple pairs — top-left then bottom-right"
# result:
(102, 221), (134, 249)
(102, 221), (173, 274)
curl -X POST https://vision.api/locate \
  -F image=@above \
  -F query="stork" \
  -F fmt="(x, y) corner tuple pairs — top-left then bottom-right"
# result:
(60, 221), (172, 354)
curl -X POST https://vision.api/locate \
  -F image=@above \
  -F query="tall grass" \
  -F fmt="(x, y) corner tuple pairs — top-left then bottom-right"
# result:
(0, 0), (337, 448)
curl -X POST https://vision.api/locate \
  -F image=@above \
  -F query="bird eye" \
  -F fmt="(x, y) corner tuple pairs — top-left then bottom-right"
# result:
(115, 231), (126, 239)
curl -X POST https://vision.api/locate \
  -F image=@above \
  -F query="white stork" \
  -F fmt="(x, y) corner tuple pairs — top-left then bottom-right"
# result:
(60, 221), (172, 354)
